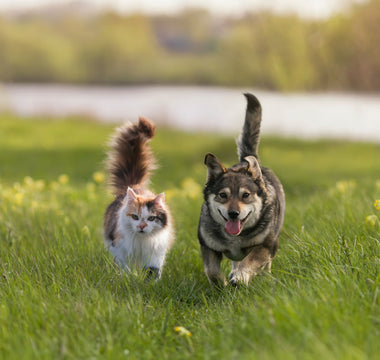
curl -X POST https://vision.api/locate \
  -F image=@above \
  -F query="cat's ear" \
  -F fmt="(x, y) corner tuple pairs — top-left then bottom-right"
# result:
(126, 187), (138, 203)
(154, 193), (165, 208)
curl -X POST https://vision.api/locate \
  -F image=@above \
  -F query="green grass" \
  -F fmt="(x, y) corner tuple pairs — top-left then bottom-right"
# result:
(0, 113), (379, 360)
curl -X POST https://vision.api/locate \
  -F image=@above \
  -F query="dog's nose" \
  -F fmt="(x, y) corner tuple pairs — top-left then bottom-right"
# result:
(228, 210), (240, 219)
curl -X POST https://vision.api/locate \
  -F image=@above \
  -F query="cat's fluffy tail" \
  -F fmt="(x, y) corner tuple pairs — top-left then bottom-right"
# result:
(107, 117), (156, 195)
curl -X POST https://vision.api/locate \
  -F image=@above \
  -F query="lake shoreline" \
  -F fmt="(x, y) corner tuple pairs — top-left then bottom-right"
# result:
(1, 83), (380, 142)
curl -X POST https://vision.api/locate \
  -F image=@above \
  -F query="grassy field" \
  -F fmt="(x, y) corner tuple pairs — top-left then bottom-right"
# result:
(0, 114), (379, 360)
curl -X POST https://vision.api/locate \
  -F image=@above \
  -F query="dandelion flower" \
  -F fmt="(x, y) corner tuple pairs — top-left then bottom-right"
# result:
(50, 181), (59, 191)
(93, 171), (105, 184)
(58, 174), (69, 185)
(365, 215), (378, 226)
(181, 177), (202, 199)
(336, 180), (356, 194)
(374, 200), (380, 211)
(14, 192), (24, 206)
(23, 176), (34, 187)
(164, 189), (178, 201)
(81, 225), (91, 237)
(34, 180), (46, 191)
(174, 326), (192, 337)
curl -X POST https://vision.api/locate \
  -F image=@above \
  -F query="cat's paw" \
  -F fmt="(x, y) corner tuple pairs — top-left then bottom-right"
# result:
(144, 266), (161, 280)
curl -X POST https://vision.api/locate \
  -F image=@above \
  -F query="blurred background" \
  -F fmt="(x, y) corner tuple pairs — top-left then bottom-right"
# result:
(0, 0), (379, 140)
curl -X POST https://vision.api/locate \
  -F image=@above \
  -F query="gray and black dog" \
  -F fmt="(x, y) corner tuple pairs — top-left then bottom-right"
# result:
(198, 93), (285, 286)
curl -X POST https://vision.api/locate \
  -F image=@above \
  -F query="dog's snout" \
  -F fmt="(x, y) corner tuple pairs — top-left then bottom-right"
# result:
(228, 210), (240, 219)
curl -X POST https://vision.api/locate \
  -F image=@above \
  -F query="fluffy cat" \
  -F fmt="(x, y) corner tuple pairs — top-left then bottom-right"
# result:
(103, 117), (174, 279)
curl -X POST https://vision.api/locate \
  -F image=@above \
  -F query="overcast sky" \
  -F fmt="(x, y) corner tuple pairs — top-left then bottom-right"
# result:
(0, 0), (366, 18)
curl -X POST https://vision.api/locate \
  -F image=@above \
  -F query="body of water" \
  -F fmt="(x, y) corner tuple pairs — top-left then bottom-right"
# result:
(1, 84), (380, 142)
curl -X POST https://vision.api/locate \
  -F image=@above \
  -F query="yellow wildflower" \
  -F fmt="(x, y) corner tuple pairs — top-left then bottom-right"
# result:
(14, 192), (24, 206)
(23, 176), (34, 187)
(181, 177), (202, 199)
(50, 181), (59, 190)
(13, 182), (21, 192)
(365, 215), (378, 226)
(2, 188), (12, 202)
(34, 180), (46, 191)
(174, 326), (192, 337)
(81, 225), (91, 237)
(336, 180), (356, 194)
(93, 171), (105, 184)
(58, 174), (69, 185)
(374, 200), (380, 211)
(164, 189), (178, 201)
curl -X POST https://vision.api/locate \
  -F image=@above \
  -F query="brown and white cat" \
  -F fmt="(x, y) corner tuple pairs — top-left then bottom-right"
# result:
(103, 117), (174, 279)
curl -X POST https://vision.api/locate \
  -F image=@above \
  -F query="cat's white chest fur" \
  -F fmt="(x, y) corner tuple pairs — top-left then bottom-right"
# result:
(109, 228), (171, 271)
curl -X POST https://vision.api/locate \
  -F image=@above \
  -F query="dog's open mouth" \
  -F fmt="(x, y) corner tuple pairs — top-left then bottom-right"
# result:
(218, 210), (251, 236)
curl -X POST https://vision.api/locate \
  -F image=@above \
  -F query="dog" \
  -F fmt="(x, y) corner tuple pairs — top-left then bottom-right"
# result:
(198, 93), (285, 286)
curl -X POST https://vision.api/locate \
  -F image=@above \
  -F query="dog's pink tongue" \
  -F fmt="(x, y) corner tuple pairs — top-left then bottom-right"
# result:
(225, 220), (241, 235)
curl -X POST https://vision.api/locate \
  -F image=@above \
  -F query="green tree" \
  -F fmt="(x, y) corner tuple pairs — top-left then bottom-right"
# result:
(218, 13), (317, 90)
(81, 13), (161, 83)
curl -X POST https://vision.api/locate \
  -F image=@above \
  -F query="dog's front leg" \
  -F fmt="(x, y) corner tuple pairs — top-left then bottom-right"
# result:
(228, 245), (272, 286)
(200, 244), (226, 287)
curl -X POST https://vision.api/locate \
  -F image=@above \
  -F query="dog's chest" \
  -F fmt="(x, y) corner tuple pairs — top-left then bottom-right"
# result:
(206, 235), (251, 261)
(223, 246), (251, 261)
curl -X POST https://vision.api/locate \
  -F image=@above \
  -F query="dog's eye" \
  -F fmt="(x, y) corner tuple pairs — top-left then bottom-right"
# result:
(242, 192), (250, 199)
(147, 216), (155, 221)
(131, 214), (139, 220)
(218, 192), (227, 199)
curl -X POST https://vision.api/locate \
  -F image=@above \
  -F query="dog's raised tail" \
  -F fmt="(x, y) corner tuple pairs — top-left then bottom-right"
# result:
(237, 93), (262, 162)
(107, 117), (156, 196)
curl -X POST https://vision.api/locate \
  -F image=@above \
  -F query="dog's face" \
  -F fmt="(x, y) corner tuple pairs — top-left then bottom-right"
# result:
(204, 153), (266, 236)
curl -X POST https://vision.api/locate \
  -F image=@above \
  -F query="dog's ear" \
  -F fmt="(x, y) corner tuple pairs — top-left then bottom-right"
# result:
(244, 156), (262, 180)
(205, 153), (226, 181)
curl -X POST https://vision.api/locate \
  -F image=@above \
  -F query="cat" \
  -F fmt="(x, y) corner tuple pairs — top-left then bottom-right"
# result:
(103, 117), (174, 279)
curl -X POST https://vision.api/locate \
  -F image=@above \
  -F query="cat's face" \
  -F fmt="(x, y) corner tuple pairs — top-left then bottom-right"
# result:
(121, 188), (167, 235)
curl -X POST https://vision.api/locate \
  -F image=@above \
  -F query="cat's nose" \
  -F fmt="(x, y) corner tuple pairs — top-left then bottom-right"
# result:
(139, 222), (147, 230)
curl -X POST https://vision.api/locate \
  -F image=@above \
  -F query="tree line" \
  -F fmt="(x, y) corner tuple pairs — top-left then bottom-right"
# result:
(0, 0), (379, 91)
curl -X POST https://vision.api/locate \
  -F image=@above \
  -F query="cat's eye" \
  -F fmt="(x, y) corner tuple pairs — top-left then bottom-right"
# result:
(131, 214), (139, 220)
(219, 192), (227, 199)
(242, 192), (250, 199)
(147, 216), (155, 222)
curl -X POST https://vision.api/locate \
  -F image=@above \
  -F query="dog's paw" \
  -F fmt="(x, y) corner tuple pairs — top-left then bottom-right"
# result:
(228, 270), (251, 287)
(207, 275), (227, 289)
(211, 278), (228, 289)
(205, 268), (227, 288)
